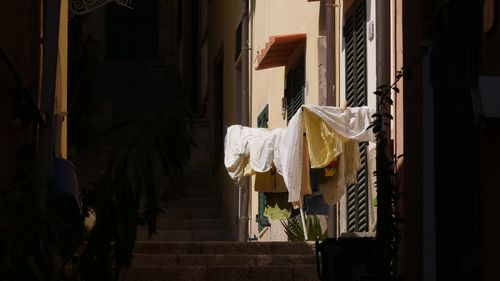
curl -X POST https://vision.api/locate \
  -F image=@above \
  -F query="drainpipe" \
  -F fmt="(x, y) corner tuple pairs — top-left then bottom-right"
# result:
(375, 0), (391, 273)
(36, 0), (62, 214)
(376, 0), (391, 86)
(376, 0), (391, 184)
(326, 0), (337, 107)
(239, 0), (250, 242)
(325, 0), (339, 239)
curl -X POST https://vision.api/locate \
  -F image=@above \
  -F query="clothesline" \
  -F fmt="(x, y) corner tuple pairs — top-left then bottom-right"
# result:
(224, 105), (376, 206)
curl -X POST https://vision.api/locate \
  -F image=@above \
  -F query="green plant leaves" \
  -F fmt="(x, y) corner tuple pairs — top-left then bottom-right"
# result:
(79, 105), (192, 280)
(263, 203), (291, 220)
(280, 215), (326, 241)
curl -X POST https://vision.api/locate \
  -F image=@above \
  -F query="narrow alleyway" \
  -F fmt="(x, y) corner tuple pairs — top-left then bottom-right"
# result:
(70, 61), (319, 280)
(2, 1), (500, 281)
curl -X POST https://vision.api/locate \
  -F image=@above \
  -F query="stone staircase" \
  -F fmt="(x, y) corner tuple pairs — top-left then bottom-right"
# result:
(122, 241), (318, 281)
(71, 62), (320, 281)
(123, 171), (319, 281)
(136, 177), (232, 242)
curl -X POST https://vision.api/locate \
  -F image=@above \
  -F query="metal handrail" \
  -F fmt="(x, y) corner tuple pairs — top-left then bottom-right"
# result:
(0, 45), (45, 127)
(0, 45), (23, 86)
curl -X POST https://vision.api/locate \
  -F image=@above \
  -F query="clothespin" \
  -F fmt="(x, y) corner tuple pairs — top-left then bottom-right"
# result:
(341, 101), (349, 112)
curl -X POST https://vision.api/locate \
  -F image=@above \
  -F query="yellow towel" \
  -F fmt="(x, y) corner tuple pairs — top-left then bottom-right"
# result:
(303, 110), (341, 169)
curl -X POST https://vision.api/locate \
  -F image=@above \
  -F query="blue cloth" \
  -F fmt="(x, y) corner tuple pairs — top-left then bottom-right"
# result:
(304, 193), (331, 215)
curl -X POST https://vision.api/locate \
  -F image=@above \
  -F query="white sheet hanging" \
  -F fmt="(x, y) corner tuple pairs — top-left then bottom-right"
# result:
(224, 125), (284, 181)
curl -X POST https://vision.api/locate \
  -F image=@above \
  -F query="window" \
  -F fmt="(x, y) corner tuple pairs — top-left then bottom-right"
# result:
(286, 59), (305, 123)
(344, 0), (369, 232)
(257, 105), (270, 231)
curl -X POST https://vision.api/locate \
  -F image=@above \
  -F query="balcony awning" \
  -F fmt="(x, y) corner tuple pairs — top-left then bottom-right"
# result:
(255, 34), (306, 70)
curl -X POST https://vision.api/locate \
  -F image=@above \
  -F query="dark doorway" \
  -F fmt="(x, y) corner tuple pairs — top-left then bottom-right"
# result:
(106, 0), (159, 60)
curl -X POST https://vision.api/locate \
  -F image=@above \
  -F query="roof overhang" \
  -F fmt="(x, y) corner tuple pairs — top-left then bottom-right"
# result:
(255, 34), (306, 70)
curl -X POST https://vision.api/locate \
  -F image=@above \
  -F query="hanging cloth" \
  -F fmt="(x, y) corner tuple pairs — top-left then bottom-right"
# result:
(224, 105), (375, 206)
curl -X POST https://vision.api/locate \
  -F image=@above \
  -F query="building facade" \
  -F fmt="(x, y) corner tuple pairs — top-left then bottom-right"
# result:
(205, 0), (381, 241)
(205, 0), (500, 280)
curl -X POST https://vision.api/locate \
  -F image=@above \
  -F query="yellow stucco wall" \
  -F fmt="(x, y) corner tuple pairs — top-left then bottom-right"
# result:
(209, 0), (326, 240)
(55, 0), (68, 159)
(249, 0), (321, 239)
(251, 0), (321, 129)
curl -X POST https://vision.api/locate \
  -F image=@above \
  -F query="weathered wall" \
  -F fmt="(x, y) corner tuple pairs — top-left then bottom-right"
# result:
(158, 0), (178, 64)
(208, 0), (243, 240)
(0, 0), (42, 185)
(402, 0), (424, 279)
(74, 0), (178, 64)
(250, 0), (321, 239)
(480, 2), (500, 280)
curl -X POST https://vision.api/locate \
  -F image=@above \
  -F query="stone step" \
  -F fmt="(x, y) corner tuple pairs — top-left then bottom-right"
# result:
(162, 198), (221, 209)
(133, 241), (316, 255)
(75, 173), (215, 190)
(130, 253), (316, 267)
(183, 188), (218, 198)
(183, 177), (216, 188)
(136, 229), (230, 241)
(161, 208), (226, 219)
(75, 171), (215, 188)
(149, 218), (227, 230)
(120, 265), (318, 281)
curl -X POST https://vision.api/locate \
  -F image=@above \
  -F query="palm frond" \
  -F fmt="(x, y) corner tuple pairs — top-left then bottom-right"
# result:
(80, 105), (192, 280)
(280, 215), (326, 241)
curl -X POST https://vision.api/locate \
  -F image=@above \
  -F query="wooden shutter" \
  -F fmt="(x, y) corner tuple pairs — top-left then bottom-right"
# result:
(286, 60), (305, 123)
(347, 143), (369, 232)
(344, 0), (369, 233)
(257, 105), (269, 128)
(344, 1), (367, 108)
(257, 105), (270, 231)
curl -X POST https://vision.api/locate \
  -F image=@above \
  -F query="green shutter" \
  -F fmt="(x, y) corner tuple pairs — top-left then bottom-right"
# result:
(257, 105), (269, 128)
(257, 105), (270, 231)
(286, 60), (305, 123)
(347, 143), (369, 232)
(344, 0), (369, 233)
(344, 0), (367, 108)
